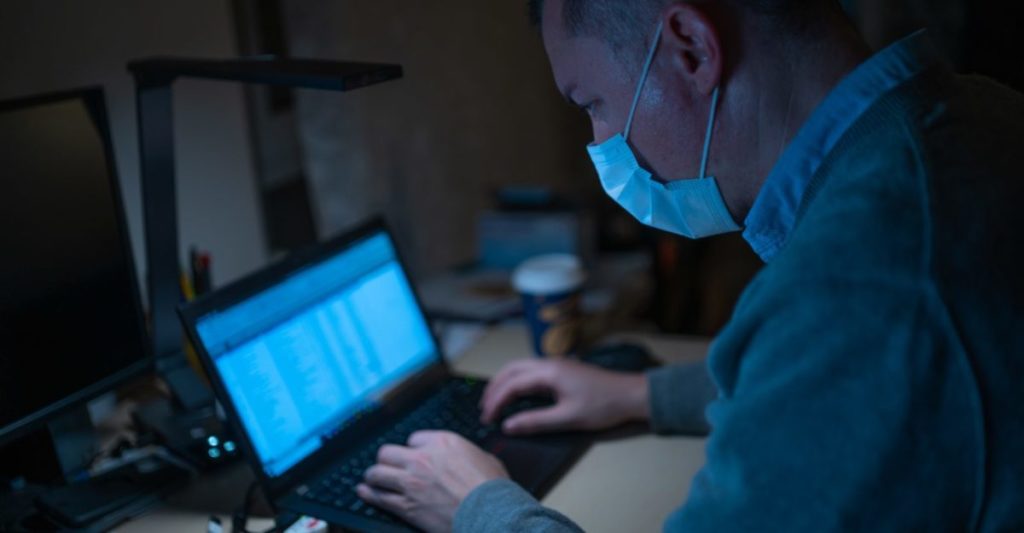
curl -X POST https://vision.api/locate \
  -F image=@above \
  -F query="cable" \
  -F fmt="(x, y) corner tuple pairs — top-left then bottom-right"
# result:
(231, 481), (277, 533)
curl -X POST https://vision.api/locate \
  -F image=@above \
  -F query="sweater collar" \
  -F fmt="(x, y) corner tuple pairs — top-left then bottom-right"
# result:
(742, 30), (940, 262)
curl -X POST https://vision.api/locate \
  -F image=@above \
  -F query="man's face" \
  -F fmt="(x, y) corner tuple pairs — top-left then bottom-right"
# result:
(541, 0), (710, 181)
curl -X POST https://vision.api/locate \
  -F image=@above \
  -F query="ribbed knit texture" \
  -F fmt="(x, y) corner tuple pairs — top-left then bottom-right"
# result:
(669, 66), (1024, 533)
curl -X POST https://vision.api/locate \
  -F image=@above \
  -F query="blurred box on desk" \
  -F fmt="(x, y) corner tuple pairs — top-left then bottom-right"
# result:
(477, 210), (595, 271)
(419, 187), (597, 324)
(418, 190), (650, 334)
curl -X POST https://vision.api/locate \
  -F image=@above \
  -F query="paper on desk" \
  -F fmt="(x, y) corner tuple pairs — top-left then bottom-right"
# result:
(418, 270), (521, 323)
(437, 322), (488, 362)
(283, 516), (328, 533)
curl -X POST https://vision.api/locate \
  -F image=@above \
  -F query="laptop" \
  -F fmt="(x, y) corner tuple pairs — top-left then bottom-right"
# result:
(178, 218), (589, 532)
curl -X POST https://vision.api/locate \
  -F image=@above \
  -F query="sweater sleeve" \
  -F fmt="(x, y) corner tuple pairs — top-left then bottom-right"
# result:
(453, 479), (583, 533)
(647, 362), (717, 436)
(451, 362), (716, 532)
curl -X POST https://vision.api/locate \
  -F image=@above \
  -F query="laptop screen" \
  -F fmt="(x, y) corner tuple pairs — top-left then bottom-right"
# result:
(194, 231), (438, 478)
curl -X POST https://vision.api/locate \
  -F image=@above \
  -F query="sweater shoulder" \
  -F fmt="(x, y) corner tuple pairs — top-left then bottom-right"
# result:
(773, 69), (1024, 287)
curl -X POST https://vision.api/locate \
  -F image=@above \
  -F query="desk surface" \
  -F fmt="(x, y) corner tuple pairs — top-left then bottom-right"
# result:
(117, 325), (709, 533)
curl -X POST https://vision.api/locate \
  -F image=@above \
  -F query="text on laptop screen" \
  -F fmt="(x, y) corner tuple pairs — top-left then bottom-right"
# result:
(195, 232), (438, 477)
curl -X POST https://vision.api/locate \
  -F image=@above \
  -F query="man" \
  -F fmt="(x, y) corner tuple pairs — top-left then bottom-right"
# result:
(357, 0), (1024, 530)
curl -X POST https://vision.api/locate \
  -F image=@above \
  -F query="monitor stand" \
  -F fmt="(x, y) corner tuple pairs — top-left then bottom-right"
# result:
(0, 407), (96, 484)
(0, 406), (193, 530)
(32, 451), (192, 530)
(0, 479), (45, 531)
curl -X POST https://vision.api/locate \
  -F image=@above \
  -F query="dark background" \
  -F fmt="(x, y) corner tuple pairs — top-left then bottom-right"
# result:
(0, 0), (1020, 336)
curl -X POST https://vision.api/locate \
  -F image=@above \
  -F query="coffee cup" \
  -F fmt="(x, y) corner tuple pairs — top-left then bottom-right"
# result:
(512, 254), (586, 357)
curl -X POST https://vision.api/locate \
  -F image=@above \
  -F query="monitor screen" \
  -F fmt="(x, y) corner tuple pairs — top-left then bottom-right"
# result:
(194, 232), (438, 477)
(0, 89), (149, 443)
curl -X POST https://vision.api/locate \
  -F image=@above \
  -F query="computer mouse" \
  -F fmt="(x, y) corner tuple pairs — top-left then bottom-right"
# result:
(497, 395), (556, 427)
(581, 343), (661, 373)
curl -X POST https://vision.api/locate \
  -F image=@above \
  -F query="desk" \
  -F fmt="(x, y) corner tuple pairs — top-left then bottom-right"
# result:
(117, 325), (710, 533)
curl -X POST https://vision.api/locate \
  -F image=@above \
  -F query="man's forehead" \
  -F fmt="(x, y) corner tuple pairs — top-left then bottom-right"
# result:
(540, 0), (572, 62)
(540, 0), (567, 39)
(541, 0), (621, 102)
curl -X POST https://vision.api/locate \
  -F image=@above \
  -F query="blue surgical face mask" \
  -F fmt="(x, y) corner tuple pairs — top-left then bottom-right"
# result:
(587, 22), (740, 239)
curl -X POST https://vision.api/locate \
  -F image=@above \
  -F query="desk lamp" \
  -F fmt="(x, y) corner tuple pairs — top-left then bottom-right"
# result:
(127, 57), (402, 441)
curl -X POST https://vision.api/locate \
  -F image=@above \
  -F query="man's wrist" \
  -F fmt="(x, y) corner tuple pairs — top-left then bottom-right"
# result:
(618, 373), (651, 423)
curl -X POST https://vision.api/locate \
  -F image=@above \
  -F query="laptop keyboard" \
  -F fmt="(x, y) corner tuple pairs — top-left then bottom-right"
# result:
(297, 378), (498, 525)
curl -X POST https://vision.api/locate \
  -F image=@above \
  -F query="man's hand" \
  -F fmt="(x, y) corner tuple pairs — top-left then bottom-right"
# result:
(480, 358), (650, 435)
(357, 430), (509, 533)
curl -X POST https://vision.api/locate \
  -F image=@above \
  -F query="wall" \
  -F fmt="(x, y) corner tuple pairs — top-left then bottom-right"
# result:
(283, 0), (599, 276)
(853, 0), (1023, 91)
(853, 0), (966, 62)
(0, 1), (268, 296)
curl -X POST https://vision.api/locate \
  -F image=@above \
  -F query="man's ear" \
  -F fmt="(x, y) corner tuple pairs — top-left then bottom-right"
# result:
(659, 3), (723, 95)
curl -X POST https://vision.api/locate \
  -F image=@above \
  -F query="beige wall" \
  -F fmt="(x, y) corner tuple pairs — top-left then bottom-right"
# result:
(0, 1), (268, 295)
(284, 0), (598, 276)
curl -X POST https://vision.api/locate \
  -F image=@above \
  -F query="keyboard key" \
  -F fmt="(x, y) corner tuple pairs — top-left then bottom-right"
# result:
(311, 379), (491, 521)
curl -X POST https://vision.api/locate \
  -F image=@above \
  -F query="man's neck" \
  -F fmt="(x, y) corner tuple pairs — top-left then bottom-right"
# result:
(718, 15), (872, 221)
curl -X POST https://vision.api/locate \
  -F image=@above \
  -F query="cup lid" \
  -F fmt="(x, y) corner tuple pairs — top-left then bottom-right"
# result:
(512, 254), (586, 295)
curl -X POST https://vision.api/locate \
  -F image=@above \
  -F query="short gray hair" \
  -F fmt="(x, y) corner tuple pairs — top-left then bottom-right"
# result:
(528, 0), (833, 58)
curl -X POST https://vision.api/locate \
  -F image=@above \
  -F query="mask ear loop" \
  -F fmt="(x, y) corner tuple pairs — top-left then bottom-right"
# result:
(624, 21), (664, 140)
(699, 86), (721, 179)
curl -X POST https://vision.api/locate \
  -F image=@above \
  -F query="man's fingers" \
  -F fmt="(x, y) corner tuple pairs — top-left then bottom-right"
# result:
(480, 369), (555, 423)
(376, 444), (415, 467)
(356, 483), (408, 515)
(363, 464), (409, 493)
(503, 404), (574, 436)
(480, 360), (545, 410)
(407, 429), (443, 448)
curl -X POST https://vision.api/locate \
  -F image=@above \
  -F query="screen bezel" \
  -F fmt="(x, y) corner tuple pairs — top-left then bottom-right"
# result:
(178, 217), (451, 499)
(0, 87), (153, 447)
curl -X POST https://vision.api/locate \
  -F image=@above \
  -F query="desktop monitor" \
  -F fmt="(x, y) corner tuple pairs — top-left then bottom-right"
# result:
(0, 87), (151, 447)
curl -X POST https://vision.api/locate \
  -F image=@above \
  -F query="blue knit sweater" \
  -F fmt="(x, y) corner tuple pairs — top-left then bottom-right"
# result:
(455, 48), (1024, 533)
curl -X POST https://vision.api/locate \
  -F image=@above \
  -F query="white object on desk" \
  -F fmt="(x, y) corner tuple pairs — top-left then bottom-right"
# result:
(283, 515), (329, 533)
